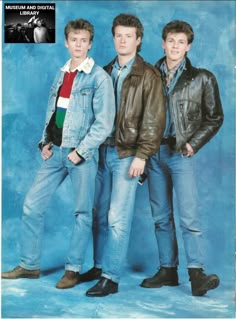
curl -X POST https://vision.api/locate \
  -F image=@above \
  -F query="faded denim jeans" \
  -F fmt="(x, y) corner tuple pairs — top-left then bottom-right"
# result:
(92, 145), (139, 283)
(147, 144), (204, 269)
(20, 145), (98, 272)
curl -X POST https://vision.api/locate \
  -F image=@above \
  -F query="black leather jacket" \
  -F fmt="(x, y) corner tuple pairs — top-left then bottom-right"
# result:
(155, 57), (224, 153)
(104, 55), (165, 159)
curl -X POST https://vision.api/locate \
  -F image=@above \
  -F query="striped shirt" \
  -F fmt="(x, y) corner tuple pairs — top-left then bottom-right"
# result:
(55, 70), (77, 128)
(55, 56), (95, 128)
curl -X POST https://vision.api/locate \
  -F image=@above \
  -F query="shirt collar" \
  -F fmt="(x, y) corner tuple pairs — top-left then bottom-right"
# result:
(61, 56), (95, 74)
(112, 56), (135, 71)
(161, 58), (186, 77)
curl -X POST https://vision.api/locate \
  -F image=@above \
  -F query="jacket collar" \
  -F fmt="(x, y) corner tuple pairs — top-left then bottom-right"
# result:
(156, 56), (194, 77)
(61, 57), (95, 74)
(104, 54), (145, 76)
(156, 56), (195, 90)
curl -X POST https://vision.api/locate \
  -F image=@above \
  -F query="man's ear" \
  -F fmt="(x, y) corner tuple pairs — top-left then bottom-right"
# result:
(162, 40), (166, 50)
(137, 37), (141, 46)
(186, 43), (191, 53)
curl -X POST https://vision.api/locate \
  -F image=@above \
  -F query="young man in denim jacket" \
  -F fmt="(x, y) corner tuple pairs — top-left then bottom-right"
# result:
(2, 19), (115, 289)
(140, 20), (223, 296)
(83, 13), (165, 297)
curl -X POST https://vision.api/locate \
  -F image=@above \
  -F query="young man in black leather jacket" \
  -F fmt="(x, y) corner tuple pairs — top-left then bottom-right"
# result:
(140, 20), (223, 297)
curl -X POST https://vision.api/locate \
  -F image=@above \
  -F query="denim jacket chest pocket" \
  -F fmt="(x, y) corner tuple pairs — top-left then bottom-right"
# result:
(64, 87), (95, 135)
(69, 87), (94, 112)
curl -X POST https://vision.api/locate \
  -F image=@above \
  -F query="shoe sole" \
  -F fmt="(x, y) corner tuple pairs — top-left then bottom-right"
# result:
(86, 289), (118, 297)
(56, 280), (80, 289)
(140, 281), (179, 288)
(2, 274), (40, 279)
(192, 277), (220, 296)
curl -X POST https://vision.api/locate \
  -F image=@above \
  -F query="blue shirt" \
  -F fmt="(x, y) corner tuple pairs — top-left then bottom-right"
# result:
(160, 58), (186, 137)
(112, 57), (135, 111)
(109, 56), (135, 135)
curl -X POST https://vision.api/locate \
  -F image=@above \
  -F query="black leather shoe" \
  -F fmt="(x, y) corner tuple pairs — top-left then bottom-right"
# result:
(86, 277), (118, 297)
(140, 267), (179, 288)
(80, 267), (102, 282)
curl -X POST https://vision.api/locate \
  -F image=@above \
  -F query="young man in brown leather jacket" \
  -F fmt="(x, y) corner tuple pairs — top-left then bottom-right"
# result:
(140, 20), (223, 297)
(83, 13), (165, 297)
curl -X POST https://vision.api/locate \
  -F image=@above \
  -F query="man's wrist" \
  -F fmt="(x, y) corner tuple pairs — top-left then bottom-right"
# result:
(75, 150), (85, 161)
(135, 156), (146, 161)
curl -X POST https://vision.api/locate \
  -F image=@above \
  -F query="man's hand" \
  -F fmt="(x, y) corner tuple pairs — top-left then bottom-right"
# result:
(68, 150), (83, 165)
(129, 157), (146, 178)
(41, 142), (53, 160)
(185, 143), (194, 157)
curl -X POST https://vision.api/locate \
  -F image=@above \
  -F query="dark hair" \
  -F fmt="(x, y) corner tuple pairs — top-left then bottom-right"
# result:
(41, 19), (46, 27)
(162, 20), (194, 44)
(112, 13), (144, 52)
(64, 19), (94, 41)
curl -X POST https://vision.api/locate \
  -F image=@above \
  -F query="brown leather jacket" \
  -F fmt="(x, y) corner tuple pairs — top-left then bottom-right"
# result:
(104, 55), (166, 159)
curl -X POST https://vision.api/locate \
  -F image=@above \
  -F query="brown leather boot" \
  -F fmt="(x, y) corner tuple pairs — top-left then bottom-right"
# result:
(140, 267), (179, 288)
(1, 266), (40, 279)
(56, 270), (80, 289)
(188, 268), (220, 296)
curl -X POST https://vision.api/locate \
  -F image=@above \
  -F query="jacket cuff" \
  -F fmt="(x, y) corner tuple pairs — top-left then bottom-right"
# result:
(38, 141), (46, 151)
(75, 150), (85, 161)
(75, 146), (93, 161)
(135, 151), (148, 160)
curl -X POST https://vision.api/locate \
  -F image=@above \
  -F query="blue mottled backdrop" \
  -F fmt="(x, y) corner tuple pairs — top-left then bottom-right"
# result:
(1, 0), (235, 318)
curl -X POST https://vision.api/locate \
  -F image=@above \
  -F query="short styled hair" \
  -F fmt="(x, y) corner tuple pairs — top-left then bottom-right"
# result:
(112, 13), (144, 52)
(162, 20), (194, 44)
(64, 19), (94, 42)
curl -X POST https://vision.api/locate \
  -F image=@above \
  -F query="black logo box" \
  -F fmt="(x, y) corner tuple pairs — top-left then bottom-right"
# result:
(4, 3), (56, 43)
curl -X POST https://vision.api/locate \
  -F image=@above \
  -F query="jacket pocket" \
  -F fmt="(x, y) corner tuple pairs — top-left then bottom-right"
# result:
(177, 100), (201, 133)
(125, 119), (139, 129)
(70, 87), (94, 112)
(118, 119), (139, 145)
(80, 88), (94, 110)
(187, 109), (201, 121)
(177, 101), (187, 132)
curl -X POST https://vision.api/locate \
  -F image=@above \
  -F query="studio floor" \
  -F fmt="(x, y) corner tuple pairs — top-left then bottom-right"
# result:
(1, 259), (234, 318)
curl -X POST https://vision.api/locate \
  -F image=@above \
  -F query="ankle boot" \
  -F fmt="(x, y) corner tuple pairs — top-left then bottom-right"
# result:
(188, 268), (220, 296)
(140, 267), (179, 288)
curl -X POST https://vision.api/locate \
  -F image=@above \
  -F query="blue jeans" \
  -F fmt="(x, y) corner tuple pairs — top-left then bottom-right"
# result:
(20, 145), (98, 272)
(147, 144), (204, 269)
(92, 145), (139, 283)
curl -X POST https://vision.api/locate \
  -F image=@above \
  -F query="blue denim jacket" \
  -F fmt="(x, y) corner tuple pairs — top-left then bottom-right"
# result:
(39, 58), (115, 160)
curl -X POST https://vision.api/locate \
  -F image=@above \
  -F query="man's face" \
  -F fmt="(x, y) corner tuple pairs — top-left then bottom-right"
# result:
(162, 32), (191, 65)
(113, 25), (141, 57)
(65, 29), (92, 61)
